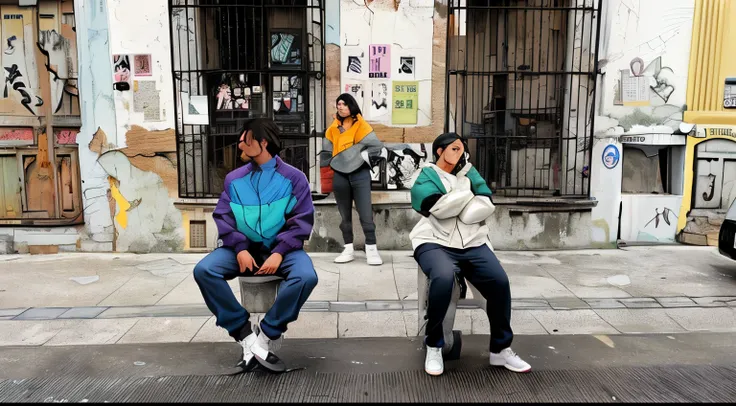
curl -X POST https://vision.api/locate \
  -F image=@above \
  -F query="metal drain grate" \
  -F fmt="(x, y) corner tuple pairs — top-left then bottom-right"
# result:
(1, 365), (735, 402)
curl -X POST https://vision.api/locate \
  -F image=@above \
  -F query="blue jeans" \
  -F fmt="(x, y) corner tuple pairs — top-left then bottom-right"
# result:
(415, 243), (513, 353)
(193, 248), (318, 340)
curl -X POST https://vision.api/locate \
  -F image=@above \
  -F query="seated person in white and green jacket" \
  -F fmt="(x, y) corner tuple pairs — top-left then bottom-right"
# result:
(410, 132), (531, 377)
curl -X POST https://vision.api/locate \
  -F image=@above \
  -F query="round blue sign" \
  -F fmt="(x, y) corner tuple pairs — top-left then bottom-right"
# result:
(602, 144), (620, 169)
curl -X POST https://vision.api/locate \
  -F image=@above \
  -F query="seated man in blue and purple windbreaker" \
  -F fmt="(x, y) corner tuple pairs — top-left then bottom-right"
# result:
(193, 118), (317, 373)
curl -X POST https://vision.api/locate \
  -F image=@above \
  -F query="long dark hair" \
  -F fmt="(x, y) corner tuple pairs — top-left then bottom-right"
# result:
(432, 132), (469, 175)
(336, 93), (362, 124)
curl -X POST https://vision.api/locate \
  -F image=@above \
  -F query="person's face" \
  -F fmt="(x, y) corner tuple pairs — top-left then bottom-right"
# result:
(336, 99), (350, 118)
(239, 130), (266, 158)
(438, 139), (465, 166)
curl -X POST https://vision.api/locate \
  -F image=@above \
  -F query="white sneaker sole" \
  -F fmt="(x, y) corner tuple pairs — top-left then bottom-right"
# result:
(334, 255), (354, 264)
(491, 362), (531, 373)
(366, 258), (383, 266)
(425, 367), (444, 376)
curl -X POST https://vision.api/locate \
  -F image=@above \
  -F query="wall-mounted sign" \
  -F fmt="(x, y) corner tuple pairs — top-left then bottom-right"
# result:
(619, 135), (646, 143)
(602, 144), (620, 169)
(724, 78), (736, 108)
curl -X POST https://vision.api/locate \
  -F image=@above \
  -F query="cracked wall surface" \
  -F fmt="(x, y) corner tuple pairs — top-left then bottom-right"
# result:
(74, 0), (183, 253)
(590, 0), (695, 247)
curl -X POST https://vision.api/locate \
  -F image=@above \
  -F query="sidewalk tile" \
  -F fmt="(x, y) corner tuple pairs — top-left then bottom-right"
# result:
(0, 308), (28, 317)
(15, 307), (70, 320)
(392, 266), (418, 301)
(472, 309), (547, 335)
(544, 268), (632, 298)
(584, 298), (625, 309)
(402, 310), (420, 337)
(528, 310), (619, 335)
(97, 305), (211, 319)
(190, 316), (232, 343)
(0, 320), (72, 345)
(366, 301), (404, 311)
(619, 298), (662, 309)
(691, 296), (736, 307)
(594, 309), (685, 334)
(655, 297), (698, 308)
(511, 299), (551, 310)
(285, 312), (338, 339)
(329, 302), (366, 312)
(508, 275), (575, 299)
(547, 298), (590, 310)
(117, 317), (209, 344)
(58, 307), (108, 319)
(665, 308), (736, 332)
(45, 318), (138, 345)
(310, 265), (339, 301)
(338, 263), (398, 301)
(338, 311), (406, 338)
(302, 301), (329, 311)
(98, 272), (189, 306)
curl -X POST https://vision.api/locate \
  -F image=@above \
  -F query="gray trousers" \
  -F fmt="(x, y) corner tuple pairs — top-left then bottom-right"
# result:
(333, 166), (377, 245)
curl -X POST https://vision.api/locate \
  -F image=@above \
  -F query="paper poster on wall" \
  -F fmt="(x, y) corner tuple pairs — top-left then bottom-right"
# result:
(370, 82), (389, 119)
(369, 44), (390, 79)
(181, 92), (209, 125)
(397, 56), (415, 78)
(392, 81), (419, 125)
(134, 54), (152, 76)
(344, 83), (365, 112)
(344, 50), (365, 80)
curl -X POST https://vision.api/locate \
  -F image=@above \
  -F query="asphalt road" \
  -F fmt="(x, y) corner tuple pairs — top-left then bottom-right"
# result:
(0, 332), (734, 402)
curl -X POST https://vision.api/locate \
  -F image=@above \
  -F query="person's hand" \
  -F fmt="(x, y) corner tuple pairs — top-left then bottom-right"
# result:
(237, 250), (259, 273)
(256, 253), (283, 275)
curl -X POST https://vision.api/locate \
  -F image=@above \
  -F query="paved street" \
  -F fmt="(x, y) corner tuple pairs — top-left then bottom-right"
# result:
(1, 246), (736, 402)
(0, 246), (735, 345)
(0, 333), (734, 402)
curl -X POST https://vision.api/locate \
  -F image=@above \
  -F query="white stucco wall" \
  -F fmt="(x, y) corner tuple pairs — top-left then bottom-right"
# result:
(107, 0), (176, 139)
(591, 0), (695, 246)
(339, 0), (434, 127)
(598, 0), (694, 130)
(76, 0), (183, 252)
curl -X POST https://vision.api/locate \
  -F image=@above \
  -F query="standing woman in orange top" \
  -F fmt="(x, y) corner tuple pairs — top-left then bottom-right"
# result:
(324, 93), (384, 265)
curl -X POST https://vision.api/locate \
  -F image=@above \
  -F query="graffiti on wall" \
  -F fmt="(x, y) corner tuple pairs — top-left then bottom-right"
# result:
(368, 143), (431, 190)
(0, 4), (80, 117)
(87, 126), (182, 252)
(615, 57), (676, 105)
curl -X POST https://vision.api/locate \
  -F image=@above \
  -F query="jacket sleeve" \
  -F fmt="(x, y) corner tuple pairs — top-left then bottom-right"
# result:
(467, 167), (493, 198)
(411, 169), (444, 217)
(457, 167), (495, 224)
(272, 172), (315, 257)
(213, 185), (250, 254)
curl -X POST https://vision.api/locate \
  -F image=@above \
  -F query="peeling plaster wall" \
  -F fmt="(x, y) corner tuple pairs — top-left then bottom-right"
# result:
(74, 0), (119, 252)
(75, 0), (183, 253)
(590, 0), (695, 247)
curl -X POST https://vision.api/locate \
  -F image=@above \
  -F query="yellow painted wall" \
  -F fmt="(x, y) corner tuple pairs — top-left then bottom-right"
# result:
(677, 127), (736, 234)
(678, 0), (736, 237)
(685, 0), (736, 124)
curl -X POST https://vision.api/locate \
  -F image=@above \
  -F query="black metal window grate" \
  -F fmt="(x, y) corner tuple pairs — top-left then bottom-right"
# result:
(169, 0), (326, 198)
(445, 0), (602, 198)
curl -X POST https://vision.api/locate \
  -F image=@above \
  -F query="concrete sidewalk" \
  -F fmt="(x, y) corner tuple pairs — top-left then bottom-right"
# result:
(1, 246), (735, 346)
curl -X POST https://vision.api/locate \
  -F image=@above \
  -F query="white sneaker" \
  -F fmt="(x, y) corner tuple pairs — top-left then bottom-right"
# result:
(334, 243), (355, 263)
(238, 331), (258, 366)
(424, 346), (444, 376)
(250, 327), (285, 373)
(365, 244), (383, 266)
(490, 348), (531, 373)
